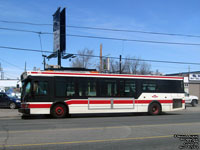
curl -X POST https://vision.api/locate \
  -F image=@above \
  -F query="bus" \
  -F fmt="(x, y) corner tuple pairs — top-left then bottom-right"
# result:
(19, 70), (185, 118)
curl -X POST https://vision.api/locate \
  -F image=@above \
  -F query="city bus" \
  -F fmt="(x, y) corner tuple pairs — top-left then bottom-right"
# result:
(19, 70), (185, 118)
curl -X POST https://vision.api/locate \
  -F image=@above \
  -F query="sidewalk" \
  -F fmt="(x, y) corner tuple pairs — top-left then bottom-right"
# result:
(0, 109), (21, 118)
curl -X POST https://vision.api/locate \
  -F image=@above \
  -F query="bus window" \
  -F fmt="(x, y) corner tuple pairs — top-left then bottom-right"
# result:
(24, 81), (31, 96)
(55, 78), (75, 97)
(124, 80), (136, 97)
(78, 79), (87, 97)
(120, 80), (136, 97)
(142, 82), (157, 92)
(33, 81), (48, 95)
(55, 80), (66, 97)
(66, 80), (75, 97)
(88, 80), (96, 96)
(100, 79), (117, 97)
(158, 80), (184, 93)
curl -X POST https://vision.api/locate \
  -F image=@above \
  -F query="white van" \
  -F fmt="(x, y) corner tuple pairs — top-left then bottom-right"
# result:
(185, 93), (198, 107)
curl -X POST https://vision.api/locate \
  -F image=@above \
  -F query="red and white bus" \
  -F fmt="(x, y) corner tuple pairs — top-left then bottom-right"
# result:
(19, 70), (185, 118)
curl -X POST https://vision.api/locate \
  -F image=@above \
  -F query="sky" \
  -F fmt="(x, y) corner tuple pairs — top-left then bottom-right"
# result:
(1, 0), (200, 79)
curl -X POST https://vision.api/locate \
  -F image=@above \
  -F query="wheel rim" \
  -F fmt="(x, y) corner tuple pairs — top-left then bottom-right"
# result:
(152, 105), (159, 114)
(10, 103), (16, 109)
(55, 107), (64, 116)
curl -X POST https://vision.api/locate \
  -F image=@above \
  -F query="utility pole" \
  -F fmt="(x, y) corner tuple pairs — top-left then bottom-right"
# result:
(119, 55), (122, 74)
(100, 44), (102, 72)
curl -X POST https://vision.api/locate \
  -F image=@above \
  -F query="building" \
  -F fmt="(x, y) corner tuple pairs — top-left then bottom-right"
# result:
(0, 79), (21, 92)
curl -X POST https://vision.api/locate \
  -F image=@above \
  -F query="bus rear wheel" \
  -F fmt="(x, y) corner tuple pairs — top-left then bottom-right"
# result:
(51, 104), (67, 118)
(148, 103), (161, 115)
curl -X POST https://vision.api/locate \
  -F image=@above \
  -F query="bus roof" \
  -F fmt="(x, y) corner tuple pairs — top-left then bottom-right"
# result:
(21, 71), (184, 80)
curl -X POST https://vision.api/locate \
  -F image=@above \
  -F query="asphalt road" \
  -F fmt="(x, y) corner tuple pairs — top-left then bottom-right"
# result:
(0, 105), (199, 150)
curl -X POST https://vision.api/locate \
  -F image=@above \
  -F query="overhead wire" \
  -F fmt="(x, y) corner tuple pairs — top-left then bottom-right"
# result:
(1, 45), (200, 66)
(1, 20), (200, 70)
(0, 57), (24, 70)
(1, 19), (200, 38)
(1, 27), (200, 46)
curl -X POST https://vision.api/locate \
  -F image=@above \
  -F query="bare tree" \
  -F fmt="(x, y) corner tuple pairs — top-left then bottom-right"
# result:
(139, 62), (152, 75)
(130, 57), (140, 74)
(108, 56), (156, 75)
(109, 58), (119, 73)
(71, 48), (94, 68)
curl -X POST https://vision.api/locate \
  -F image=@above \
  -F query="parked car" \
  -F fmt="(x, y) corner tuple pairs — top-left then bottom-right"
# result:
(0, 92), (21, 109)
(185, 93), (199, 107)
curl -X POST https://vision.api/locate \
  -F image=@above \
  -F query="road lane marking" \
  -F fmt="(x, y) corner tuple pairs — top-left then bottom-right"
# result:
(0, 122), (200, 134)
(1, 133), (200, 148)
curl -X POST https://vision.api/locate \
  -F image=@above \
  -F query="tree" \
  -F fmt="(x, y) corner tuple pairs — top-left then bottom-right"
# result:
(139, 62), (152, 75)
(130, 57), (140, 74)
(71, 48), (94, 68)
(108, 56), (157, 75)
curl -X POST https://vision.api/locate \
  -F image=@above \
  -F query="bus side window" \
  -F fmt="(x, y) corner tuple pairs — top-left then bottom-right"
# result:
(88, 80), (97, 97)
(78, 78), (87, 97)
(66, 81), (75, 97)
(120, 80), (136, 97)
(33, 81), (48, 95)
(55, 79), (66, 97)
(100, 79), (117, 97)
(142, 82), (157, 92)
(124, 80), (136, 97)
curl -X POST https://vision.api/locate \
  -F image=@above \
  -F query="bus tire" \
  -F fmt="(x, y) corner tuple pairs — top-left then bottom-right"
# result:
(148, 102), (161, 115)
(51, 104), (67, 118)
(191, 100), (197, 107)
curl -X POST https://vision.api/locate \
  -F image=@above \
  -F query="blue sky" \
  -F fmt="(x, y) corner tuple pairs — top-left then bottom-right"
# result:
(1, 0), (200, 78)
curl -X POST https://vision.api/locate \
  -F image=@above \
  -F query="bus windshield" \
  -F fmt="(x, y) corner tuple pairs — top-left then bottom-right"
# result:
(22, 81), (31, 100)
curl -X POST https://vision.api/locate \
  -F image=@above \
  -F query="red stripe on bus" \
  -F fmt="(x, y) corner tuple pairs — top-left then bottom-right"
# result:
(27, 99), (184, 108)
(30, 71), (183, 80)
(66, 100), (176, 105)
(29, 104), (52, 108)
(66, 100), (88, 105)
(114, 100), (134, 104)
(135, 100), (173, 104)
(66, 100), (111, 105)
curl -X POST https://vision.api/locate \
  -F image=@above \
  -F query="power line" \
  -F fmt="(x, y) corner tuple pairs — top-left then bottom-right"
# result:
(4, 72), (19, 79)
(67, 34), (200, 46)
(1, 19), (200, 38)
(67, 25), (200, 38)
(1, 45), (200, 66)
(0, 46), (52, 53)
(0, 20), (52, 26)
(0, 57), (24, 70)
(0, 27), (41, 34)
(1, 27), (200, 46)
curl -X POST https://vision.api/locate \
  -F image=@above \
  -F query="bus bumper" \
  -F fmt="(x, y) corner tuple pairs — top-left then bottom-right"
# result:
(18, 108), (30, 114)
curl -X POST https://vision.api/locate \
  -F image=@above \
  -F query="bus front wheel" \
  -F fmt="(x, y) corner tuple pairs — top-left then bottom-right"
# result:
(51, 104), (67, 118)
(148, 103), (161, 115)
